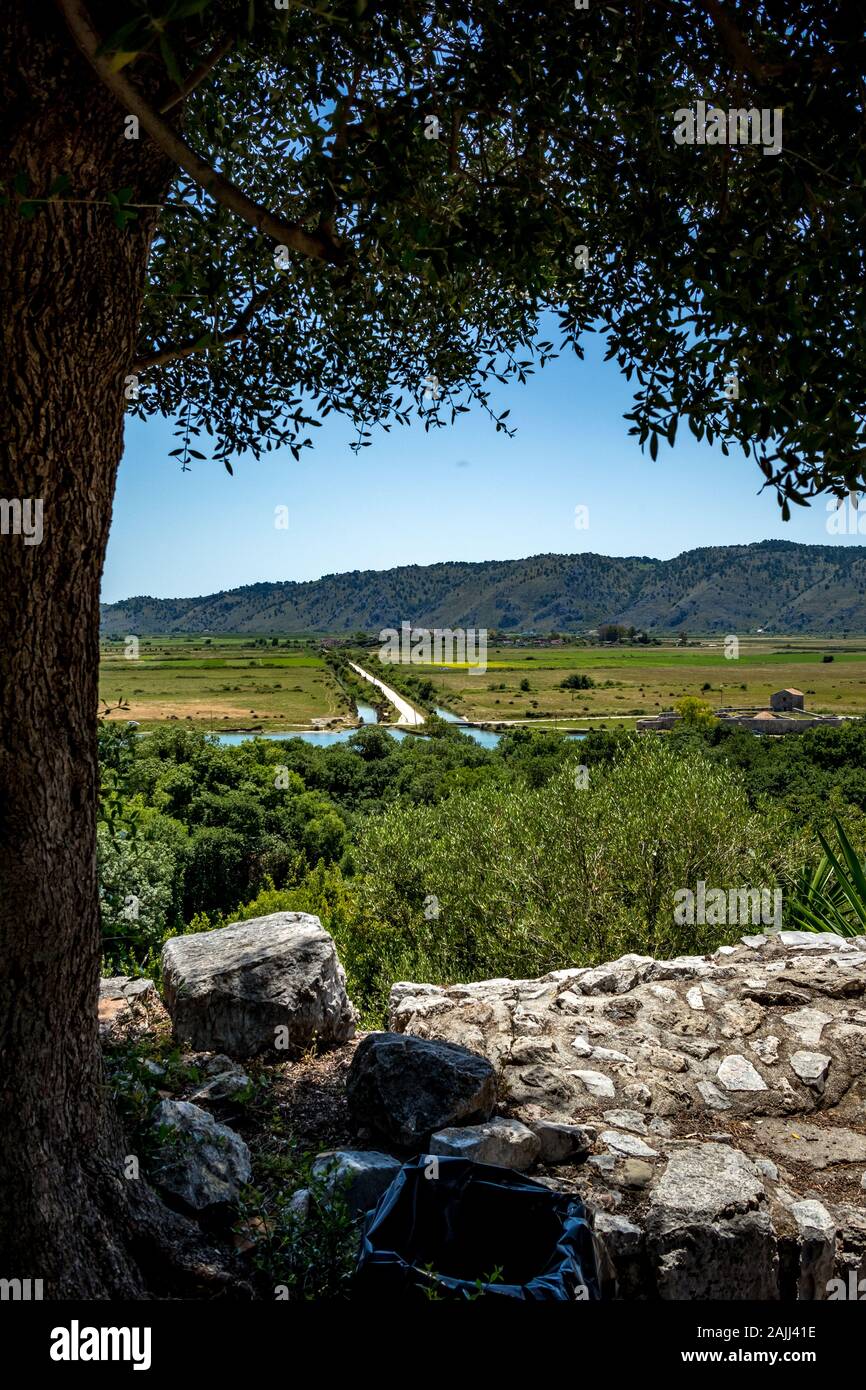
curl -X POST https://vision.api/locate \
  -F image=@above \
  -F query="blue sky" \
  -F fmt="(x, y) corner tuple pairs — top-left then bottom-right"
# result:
(103, 333), (862, 603)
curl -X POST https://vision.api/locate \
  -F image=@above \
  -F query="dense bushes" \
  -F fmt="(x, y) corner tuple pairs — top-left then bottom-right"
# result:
(97, 717), (866, 1017)
(348, 740), (804, 1013)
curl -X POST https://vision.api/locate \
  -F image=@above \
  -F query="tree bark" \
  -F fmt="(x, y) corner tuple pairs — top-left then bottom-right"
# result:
(0, 5), (223, 1297)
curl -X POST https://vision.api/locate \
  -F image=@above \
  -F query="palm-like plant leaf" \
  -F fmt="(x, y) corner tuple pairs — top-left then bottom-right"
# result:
(789, 818), (866, 937)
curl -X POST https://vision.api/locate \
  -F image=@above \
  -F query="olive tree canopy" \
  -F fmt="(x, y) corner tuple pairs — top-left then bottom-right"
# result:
(63, 0), (866, 508)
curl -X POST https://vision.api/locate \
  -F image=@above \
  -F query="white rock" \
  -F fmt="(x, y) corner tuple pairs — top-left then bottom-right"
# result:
(778, 931), (848, 950)
(648, 984), (678, 1001)
(602, 1109), (648, 1134)
(309, 1150), (402, 1216)
(686, 987), (705, 1011)
(529, 1120), (592, 1163)
(579, 958), (650, 995)
(789, 1199), (837, 1300)
(751, 1035), (780, 1064)
(650, 956), (710, 980)
(572, 1035), (633, 1064)
(789, 1199), (836, 1239)
(556, 990), (586, 1013)
(571, 1069), (616, 1099)
(600, 1129), (659, 1160)
(790, 1051), (831, 1089)
(717, 1054), (767, 1092)
(149, 1100), (251, 1212)
(624, 1082), (652, 1107)
(161, 911), (356, 1056)
(782, 1007), (833, 1047)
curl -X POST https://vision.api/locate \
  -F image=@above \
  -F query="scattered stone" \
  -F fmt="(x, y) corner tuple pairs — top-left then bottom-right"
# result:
(288, 1188), (310, 1221)
(589, 1154), (654, 1188)
(624, 1082), (653, 1108)
(600, 1129), (659, 1160)
(782, 1007), (833, 1047)
(199, 1053), (236, 1076)
(592, 1212), (644, 1297)
(309, 1149), (402, 1217)
(778, 931), (848, 950)
(346, 1032), (496, 1147)
(189, 1064), (251, 1103)
(697, 1080), (731, 1111)
(161, 912), (356, 1057)
(602, 1109), (648, 1135)
(529, 1120), (592, 1164)
(149, 1099), (251, 1214)
(571, 1069), (616, 1099)
(429, 1117), (541, 1171)
(572, 1036), (634, 1064)
(650, 956), (710, 981)
(717, 1054), (767, 1092)
(755, 1158), (779, 1181)
(647, 1144), (775, 1300)
(790, 1051), (831, 1090)
(718, 1000), (764, 1037)
(578, 956), (653, 995)
(789, 1200), (837, 1300)
(751, 1035), (780, 1064)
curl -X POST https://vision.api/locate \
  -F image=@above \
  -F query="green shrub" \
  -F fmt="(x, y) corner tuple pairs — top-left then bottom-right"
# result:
(349, 740), (803, 1015)
(98, 822), (179, 974)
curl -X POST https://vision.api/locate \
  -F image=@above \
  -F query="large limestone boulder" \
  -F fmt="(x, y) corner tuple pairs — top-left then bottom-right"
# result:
(161, 912), (356, 1058)
(390, 932), (866, 1299)
(346, 1032), (497, 1148)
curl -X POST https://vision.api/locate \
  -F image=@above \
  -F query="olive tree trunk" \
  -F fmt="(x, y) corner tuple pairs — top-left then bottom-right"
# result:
(0, 5), (224, 1297)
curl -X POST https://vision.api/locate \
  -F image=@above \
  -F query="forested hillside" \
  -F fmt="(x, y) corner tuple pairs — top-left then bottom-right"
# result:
(101, 542), (866, 636)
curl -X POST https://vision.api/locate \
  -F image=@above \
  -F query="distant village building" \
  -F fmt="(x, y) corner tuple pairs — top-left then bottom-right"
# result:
(770, 688), (805, 713)
(637, 688), (841, 736)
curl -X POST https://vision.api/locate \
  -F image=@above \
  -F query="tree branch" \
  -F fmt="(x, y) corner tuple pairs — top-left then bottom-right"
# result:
(159, 35), (235, 114)
(701, 0), (767, 83)
(132, 290), (274, 373)
(56, 0), (345, 264)
(318, 61), (364, 238)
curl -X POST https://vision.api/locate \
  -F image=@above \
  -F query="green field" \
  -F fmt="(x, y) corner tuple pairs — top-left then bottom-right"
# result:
(98, 634), (866, 730)
(98, 637), (350, 730)
(374, 635), (866, 727)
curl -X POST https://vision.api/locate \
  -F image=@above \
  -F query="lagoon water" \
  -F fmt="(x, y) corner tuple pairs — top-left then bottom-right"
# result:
(215, 699), (396, 747)
(214, 703), (583, 750)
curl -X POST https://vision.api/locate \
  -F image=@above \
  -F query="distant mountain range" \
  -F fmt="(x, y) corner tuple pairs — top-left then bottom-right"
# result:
(100, 541), (866, 636)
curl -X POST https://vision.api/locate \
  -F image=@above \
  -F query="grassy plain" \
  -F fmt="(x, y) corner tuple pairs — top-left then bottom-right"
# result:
(98, 634), (866, 730)
(98, 637), (349, 730)
(380, 636), (866, 727)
